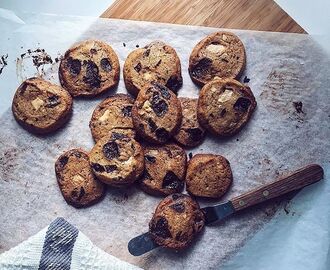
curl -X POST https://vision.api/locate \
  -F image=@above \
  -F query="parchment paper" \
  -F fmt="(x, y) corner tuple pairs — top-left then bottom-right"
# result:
(0, 12), (330, 270)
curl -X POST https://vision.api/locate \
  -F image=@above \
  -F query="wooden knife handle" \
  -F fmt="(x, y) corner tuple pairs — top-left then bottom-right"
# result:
(231, 164), (324, 212)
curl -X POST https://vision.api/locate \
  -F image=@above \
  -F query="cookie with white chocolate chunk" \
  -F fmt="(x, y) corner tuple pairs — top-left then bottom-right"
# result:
(124, 41), (182, 96)
(55, 149), (105, 208)
(89, 128), (144, 187)
(12, 77), (73, 134)
(197, 78), (256, 136)
(189, 32), (246, 85)
(89, 94), (135, 141)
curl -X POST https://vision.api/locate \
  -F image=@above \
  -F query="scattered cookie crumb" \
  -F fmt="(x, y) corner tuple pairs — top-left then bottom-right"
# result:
(0, 54), (8, 75)
(123, 43), (126, 47)
(293, 101), (304, 114)
(243, 76), (250, 83)
(136, 44), (139, 48)
(188, 152), (193, 160)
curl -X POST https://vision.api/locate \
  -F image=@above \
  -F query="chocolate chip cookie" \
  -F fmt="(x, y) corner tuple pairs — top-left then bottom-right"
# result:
(132, 82), (182, 144)
(89, 94), (135, 141)
(174, 98), (205, 147)
(140, 144), (187, 196)
(197, 78), (256, 136)
(55, 149), (105, 208)
(12, 77), (72, 134)
(89, 128), (144, 187)
(123, 41), (182, 96)
(189, 32), (246, 85)
(149, 193), (205, 249)
(186, 154), (232, 198)
(59, 39), (120, 97)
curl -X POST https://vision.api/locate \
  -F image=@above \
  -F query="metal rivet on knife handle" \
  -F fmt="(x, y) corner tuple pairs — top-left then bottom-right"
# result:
(230, 164), (323, 212)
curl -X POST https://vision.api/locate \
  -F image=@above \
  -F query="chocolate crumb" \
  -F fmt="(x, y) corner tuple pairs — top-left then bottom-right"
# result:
(0, 54), (8, 75)
(123, 43), (126, 47)
(188, 152), (193, 160)
(136, 44), (139, 48)
(293, 101), (304, 114)
(236, 138), (239, 141)
(243, 76), (250, 83)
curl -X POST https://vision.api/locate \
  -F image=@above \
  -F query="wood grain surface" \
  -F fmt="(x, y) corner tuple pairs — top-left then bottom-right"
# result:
(101, 0), (306, 33)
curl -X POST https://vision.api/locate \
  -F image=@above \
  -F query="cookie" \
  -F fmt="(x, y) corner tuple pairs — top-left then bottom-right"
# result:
(89, 128), (144, 187)
(55, 149), (105, 208)
(189, 31), (246, 85)
(197, 78), (256, 136)
(149, 193), (205, 249)
(185, 154), (232, 198)
(123, 41), (182, 96)
(132, 82), (182, 144)
(59, 39), (120, 97)
(140, 144), (187, 196)
(174, 98), (205, 147)
(89, 94), (135, 141)
(12, 77), (72, 134)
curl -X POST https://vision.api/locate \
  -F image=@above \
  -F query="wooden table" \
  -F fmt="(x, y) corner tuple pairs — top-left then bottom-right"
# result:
(101, 0), (306, 34)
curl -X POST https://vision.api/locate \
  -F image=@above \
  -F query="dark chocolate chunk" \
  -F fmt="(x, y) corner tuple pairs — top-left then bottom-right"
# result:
(162, 171), (183, 190)
(83, 60), (101, 88)
(186, 128), (203, 142)
(153, 83), (171, 99)
(105, 165), (117, 173)
(243, 76), (250, 83)
(77, 187), (85, 200)
(194, 215), (204, 232)
(72, 151), (82, 158)
(151, 94), (168, 117)
(155, 59), (162, 67)
(58, 156), (68, 169)
(67, 57), (81, 76)
(191, 58), (212, 78)
(145, 155), (156, 163)
(172, 193), (184, 200)
(165, 75), (182, 91)
(143, 48), (150, 57)
(170, 202), (185, 213)
(91, 163), (105, 172)
(175, 231), (189, 242)
(102, 141), (119, 160)
(147, 118), (157, 132)
(151, 217), (171, 239)
(45, 95), (61, 108)
(122, 105), (132, 117)
(111, 132), (127, 140)
(233, 97), (251, 112)
(134, 62), (142, 73)
(100, 58), (112, 72)
(155, 128), (170, 142)
(90, 48), (97, 54)
(142, 170), (151, 180)
(219, 108), (227, 117)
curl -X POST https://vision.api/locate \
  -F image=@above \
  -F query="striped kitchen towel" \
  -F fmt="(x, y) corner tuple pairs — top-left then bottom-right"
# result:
(0, 218), (141, 270)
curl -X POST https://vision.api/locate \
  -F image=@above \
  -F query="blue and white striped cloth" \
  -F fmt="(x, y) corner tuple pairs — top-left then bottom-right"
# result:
(0, 218), (141, 270)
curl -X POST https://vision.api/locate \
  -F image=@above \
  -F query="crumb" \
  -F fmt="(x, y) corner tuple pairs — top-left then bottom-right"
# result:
(236, 138), (239, 141)
(188, 152), (193, 159)
(136, 44), (139, 48)
(243, 76), (250, 83)
(21, 46), (23, 49)
(0, 54), (9, 75)
(123, 43), (126, 47)
(284, 202), (290, 215)
(293, 101), (304, 114)
(55, 57), (59, 63)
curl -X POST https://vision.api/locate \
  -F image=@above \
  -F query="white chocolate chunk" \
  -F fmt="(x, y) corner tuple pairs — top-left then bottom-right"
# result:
(218, 90), (233, 103)
(72, 174), (85, 184)
(99, 110), (111, 122)
(143, 72), (153, 80)
(206, 44), (226, 55)
(31, 97), (44, 110)
(222, 34), (228, 41)
(142, 100), (152, 112)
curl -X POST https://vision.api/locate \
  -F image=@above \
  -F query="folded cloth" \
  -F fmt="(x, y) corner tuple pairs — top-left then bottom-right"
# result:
(0, 217), (141, 270)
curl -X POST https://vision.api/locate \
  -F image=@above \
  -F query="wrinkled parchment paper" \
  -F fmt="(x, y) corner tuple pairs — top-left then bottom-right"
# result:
(0, 12), (330, 270)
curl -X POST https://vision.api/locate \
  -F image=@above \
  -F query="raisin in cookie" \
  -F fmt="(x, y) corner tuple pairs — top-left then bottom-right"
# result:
(59, 39), (120, 97)
(55, 149), (105, 208)
(186, 154), (232, 198)
(140, 144), (187, 196)
(89, 128), (144, 187)
(124, 41), (182, 96)
(132, 83), (182, 144)
(12, 77), (72, 134)
(149, 193), (205, 249)
(89, 94), (135, 141)
(197, 78), (256, 136)
(189, 32), (246, 85)
(174, 98), (205, 147)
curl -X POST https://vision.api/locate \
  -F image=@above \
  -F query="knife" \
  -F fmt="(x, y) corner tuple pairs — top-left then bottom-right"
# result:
(128, 164), (324, 256)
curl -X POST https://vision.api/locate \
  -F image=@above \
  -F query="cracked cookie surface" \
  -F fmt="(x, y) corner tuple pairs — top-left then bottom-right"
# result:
(140, 143), (187, 196)
(186, 154), (232, 198)
(89, 94), (135, 141)
(189, 32), (246, 85)
(197, 78), (256, 136)
(124, 41), (182, 96)
(55, 149), (105, 208)
(149, 193), (205, 249)
(132, 82), (182, 144)
(59, 39), (120, 97)
(12, 77), (72, 134)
